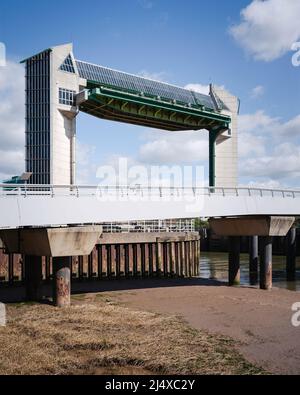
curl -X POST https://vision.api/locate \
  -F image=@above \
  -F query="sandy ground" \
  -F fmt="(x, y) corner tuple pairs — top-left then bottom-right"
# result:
(1, 278), (300, 374)
(108, 279), (300, 375)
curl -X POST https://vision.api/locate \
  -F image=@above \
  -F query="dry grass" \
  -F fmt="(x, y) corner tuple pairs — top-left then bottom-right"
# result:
(0, 294), (264, 375)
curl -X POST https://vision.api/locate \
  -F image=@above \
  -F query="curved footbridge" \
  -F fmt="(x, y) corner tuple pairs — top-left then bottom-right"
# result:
(0, 185), (299, 228)
(0, 184), (299, 306)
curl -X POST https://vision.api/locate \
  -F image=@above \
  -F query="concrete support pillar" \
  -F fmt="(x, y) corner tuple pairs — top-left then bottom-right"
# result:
(260, 236), (273, 290)
(286, 227), (297, 281)
(53, 256), (71, 307)
(25, 255), (43, 301)
(228, 236), (240, 286)
(249, 236), (259, 285)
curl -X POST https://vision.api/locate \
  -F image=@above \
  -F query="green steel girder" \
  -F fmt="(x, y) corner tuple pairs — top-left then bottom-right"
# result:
(79, 85), (231, 132)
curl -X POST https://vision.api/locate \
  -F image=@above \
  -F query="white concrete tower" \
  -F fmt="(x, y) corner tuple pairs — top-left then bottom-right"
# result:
(23, 43), (85, 185)
(211, 85), (239, 187)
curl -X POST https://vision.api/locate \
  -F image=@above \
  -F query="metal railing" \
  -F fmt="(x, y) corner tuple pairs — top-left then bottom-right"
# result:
(102, 219), (195, 233)
(1, 184), (300, 199)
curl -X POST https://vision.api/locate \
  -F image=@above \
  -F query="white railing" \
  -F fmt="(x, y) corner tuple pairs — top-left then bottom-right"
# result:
(1, 184), (300, 199)
(102, 219), (195, 233)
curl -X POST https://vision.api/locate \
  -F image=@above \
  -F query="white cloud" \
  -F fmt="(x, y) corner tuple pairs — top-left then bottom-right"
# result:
(239, 132), (265, 158)
(237, 109), (300, 186)
(184, 84), (209, 95)
(250, 85), (265, 99)
(138, 130), (208, 164)
(240, 146), (300, 180)
(238, 110), (278, 133)
(138, 70), (167, 82)
(230, 0), (300, 61)
(243, 179), (283, 189)
(239, 110), (300, 138)
(278, 114), (300, 137)
(0, 149), (24, 181)
(138, 0), (154, 9)
(0, 60), (25, 180)
(0, 61), (25, 150)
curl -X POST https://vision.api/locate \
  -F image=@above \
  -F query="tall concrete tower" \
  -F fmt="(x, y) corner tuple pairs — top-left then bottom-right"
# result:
(211, 86), (239, 188)
(22, 43), (86, 184)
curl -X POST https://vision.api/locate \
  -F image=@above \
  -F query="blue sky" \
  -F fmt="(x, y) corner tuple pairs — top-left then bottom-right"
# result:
(0, 0), (300, 187)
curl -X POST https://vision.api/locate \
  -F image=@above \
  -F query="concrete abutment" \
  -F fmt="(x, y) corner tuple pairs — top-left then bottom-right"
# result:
(209, 216), (295, 290)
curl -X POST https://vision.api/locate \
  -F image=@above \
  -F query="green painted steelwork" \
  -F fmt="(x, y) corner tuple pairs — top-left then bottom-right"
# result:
(80, 85), (231, 133)
(79, 83), (232, 184)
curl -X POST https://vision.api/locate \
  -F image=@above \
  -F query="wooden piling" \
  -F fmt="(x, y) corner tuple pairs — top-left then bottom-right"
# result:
(229, 236), (240, 286)
(148, 243), (153, 276)
(124, 244), (130, 277)
(132, 244), (138, 277)
(115, 244), (121, 278)
(156, 242), (162, 276)
(97, 245), (103, 279)
(106, 245), (112, 278)
(141, 243), (146, 277)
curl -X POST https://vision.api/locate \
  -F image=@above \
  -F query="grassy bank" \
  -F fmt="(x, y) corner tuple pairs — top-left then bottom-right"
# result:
(0, 293), (264, 375)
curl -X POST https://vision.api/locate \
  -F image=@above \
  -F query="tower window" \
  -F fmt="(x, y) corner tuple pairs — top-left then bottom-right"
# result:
(59, 88), (76, 106)
(60, 54), (75, 73)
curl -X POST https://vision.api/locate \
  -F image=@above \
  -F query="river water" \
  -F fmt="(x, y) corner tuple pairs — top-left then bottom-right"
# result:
(200, 252), (300, 292)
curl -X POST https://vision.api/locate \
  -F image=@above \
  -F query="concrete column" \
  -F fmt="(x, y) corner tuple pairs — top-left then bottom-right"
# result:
(249, 236), (258, 285)
(228, 236), (240, 286)
(286, 227), (297, 281)
(260, 236), (273, 290)
(52, 257), (71, 307)
(25, 255), (43, 301)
